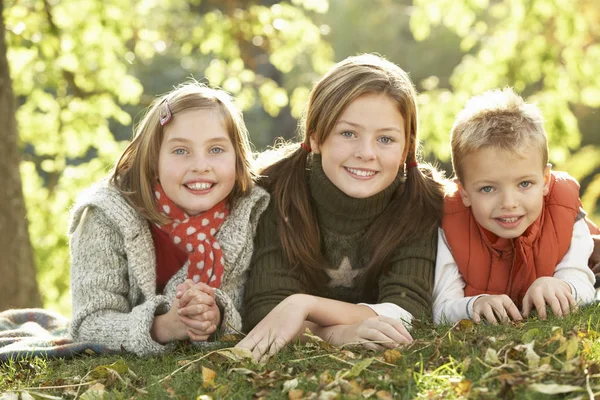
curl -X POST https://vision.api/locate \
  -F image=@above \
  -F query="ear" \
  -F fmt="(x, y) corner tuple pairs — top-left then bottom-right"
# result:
(309, 134), (320, 154)
(542, 163), (552, 196)
(457, 182), (471, 208)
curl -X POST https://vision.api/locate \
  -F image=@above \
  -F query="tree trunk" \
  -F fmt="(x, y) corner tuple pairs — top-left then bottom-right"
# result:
(0, 0), (43, 310)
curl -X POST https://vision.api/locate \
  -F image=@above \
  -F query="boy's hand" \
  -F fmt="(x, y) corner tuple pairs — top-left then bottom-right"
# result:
(472, 295), (522, 324)
(522, 277), (576, 319)
(176, 279), (221, 341)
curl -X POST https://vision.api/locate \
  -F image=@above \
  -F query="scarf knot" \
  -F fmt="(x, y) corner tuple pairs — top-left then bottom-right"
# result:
(154, 184), (229, 288)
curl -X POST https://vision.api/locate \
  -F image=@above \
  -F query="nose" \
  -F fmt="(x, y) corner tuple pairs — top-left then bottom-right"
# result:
(355, 138), (376, 161)
(500, 190), (518, 210)
(191, 153), (211, 173)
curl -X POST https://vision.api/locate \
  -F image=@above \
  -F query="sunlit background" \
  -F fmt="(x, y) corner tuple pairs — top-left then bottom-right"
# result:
(5, 0), (600, 315)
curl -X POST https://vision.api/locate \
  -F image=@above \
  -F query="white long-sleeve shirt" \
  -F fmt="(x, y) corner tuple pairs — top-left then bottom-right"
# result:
(433, 218), (595, 325)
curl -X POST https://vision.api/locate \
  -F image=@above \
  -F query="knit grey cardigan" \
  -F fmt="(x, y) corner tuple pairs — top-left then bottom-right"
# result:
(68, 182), (269, 356)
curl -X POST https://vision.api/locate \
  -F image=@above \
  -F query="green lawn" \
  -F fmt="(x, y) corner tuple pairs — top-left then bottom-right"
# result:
(2, 303), (600, 399)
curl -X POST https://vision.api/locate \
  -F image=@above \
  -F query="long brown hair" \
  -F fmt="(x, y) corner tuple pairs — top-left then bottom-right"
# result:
(259, 54), (445, 293)
(110, 81), (255, 224)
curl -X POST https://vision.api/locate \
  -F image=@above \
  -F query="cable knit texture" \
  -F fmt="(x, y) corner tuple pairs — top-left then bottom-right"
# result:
(68, 181), (269, 356)
(244, 154), (437, 331)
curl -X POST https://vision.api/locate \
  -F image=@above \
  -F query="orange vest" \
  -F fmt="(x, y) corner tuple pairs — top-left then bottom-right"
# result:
(442, 172), (582, 306)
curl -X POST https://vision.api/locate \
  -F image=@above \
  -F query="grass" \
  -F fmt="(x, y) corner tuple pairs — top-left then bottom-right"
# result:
(2, 303), (600, 399)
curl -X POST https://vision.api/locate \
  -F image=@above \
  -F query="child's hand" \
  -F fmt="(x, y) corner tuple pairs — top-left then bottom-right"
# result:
(333, 316), (412, 351)
(522, 277), (576, 319)
(472, 295), (522, 324)
(237, 295), (309, 362)
(176, 279), (221, 341)
(150, 298), (192, 343)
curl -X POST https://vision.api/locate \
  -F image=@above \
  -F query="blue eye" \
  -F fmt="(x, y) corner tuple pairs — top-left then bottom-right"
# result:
(209, 147), (224, 154)
(480, 186), (493, 193)
(341, 131), (355, 138)
(378, 136), (394, 144)
(173, 148), (187, 155)
(519, 181), (532, 188)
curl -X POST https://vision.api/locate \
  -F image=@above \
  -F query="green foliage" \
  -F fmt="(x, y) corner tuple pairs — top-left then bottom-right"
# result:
(411, 0), (600, 218)
(6, 0), (333, 312)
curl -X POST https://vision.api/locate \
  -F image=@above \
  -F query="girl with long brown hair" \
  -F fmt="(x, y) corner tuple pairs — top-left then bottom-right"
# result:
(238, 54), (445, 361)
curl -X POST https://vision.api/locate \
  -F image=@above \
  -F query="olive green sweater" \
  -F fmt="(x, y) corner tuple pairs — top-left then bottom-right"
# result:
(243, 154), (437, 331)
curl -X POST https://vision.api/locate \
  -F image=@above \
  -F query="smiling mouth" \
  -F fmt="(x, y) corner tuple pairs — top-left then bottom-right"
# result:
(185, 182), (213, 190)
(497, 216), (520, 223)
(345, 167), (377, 177)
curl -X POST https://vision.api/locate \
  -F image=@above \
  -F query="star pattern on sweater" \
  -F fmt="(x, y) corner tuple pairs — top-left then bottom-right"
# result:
(326, 256), (360, 288)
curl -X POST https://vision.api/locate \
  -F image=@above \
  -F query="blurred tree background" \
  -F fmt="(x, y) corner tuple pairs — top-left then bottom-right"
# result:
(2, 0), (599, 313)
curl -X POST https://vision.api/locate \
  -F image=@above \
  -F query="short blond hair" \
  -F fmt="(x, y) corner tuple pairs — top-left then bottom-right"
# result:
(111, 81), (255, 224)
(451, 87), (548, 182)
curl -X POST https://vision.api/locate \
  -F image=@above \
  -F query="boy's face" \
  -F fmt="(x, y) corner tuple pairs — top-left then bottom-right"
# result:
(457, 147), (551, 239)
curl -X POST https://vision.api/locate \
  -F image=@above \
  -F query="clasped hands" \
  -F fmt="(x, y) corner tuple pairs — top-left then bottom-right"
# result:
(471, 277), (577, 324)
(153, 279), (221, 343)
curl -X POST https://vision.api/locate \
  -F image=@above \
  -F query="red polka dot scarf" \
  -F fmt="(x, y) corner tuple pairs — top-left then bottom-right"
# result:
(154, 184), (229, 288)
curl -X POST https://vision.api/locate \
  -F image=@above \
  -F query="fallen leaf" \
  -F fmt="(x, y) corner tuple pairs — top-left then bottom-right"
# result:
(229, 367), (257, 377)
(362, 388), (376, 398)
(484, 348), (500, 365)
(202, 366), (217, 389)
(80, 383), (106, 400)
(348, 358), (374, 378)
(383, 349), (401, 364)
(375, 390), (393, 400)
(455, 319), (474, 332)
(288, 389), (304, 400)
(217, 347), (254, 361)
(529, 383), (584, 394)
(454, 379), (471, 395)
(282, 378), (299, 393)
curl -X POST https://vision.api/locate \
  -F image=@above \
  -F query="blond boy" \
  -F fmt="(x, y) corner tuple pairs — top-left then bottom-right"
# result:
(433, 88), (597, 325)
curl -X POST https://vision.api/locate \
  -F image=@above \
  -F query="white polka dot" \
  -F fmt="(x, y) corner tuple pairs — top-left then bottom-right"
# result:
(197, 261), (204, 269)
(207, 268), (213, 277)
(210, 275), (216, 282)
(214, 211), (220, 218)
(209, 252), (214, 261)
(192, 274), (200, 283)
(162, 205), (170, 214)
(213, 242), (220, 250)
(174, 236), (181, 244)
(186, 243), (193, 252)
(186, 227), (196, 235)
(220, 257), (224, 265)
(198, 244), (205, 253)
(202, 218), (209, 226)
(155, 191), (160, 199)
(219, 212), (226, 219)
(183, 218), (189, 223)
(174, 219), (181, 224)
(210, 228), (216, 235)
(197, 233), (206, 241)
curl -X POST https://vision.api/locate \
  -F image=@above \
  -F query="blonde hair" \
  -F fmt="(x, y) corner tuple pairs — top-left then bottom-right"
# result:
(451, 87), (548, 182)
(259, 53), (445, 292)
(110, 81), (255, 223)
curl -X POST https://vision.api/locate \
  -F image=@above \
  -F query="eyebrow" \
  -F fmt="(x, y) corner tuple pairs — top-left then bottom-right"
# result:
(336, 120), (403, 133)
(166, 136), (231, 145)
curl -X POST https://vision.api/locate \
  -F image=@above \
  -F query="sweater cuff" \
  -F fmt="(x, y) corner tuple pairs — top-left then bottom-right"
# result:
(358, 302), (413, 329)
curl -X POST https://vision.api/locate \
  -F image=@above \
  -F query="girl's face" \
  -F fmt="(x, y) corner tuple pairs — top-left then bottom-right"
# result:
(158, 108), (236, 215)
(310, 93), (406, 198)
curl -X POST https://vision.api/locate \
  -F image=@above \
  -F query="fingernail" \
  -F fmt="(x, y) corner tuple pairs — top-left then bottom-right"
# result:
(176, 291), (182, 297)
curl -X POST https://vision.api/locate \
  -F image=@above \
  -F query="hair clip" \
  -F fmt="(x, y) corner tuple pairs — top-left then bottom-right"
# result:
(159, 99), (172, 126)
(300, 142), (311, 152)
(406, 161), (418, 169)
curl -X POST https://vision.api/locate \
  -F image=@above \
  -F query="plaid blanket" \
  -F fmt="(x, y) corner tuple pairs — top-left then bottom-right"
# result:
(0, 308), (114, 361)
